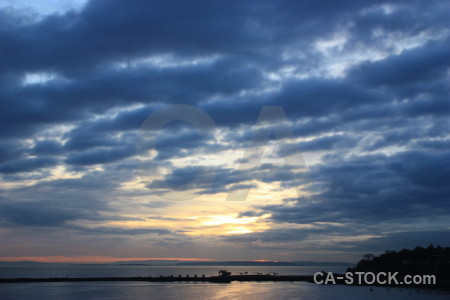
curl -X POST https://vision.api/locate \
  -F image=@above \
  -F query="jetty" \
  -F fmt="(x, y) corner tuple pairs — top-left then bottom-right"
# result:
(1, 270), (448, 291)
(0, 270), (313, 284)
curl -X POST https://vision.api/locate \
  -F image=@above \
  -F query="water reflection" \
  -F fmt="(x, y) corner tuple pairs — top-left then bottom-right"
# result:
(0, 282), (447, 300)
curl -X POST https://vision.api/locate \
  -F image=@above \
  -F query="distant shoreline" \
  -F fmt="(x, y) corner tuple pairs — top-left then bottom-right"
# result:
(0, 260), (352, 267)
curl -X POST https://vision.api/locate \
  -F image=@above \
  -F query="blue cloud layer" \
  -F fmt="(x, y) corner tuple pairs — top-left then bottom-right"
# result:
(0, 0), (449, 258)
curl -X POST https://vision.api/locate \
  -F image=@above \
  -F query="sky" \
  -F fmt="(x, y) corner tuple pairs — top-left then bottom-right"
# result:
(0, 0), (449, 263)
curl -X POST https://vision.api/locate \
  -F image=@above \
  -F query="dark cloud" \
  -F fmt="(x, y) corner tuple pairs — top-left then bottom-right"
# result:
(0, 0), (449, 259)
(0, 200), (98, 226)
(65, 146), (135, 165)
(0, 141), (25, 163)
(348, 38), (450, 87)
(278, 134), (358, 155)
(148, 165), (249, 192)
(0, 0), (292, 75)
(254, 150), (450, 226)
(152, 126), (220, 160)
(222, 224), (352, 245)
(31, 140), (64, 155)
(78, 106), (156, 133)
(344, 230), (450, 253)
(0, 157), (58, 174)
(389, 151), (450, 188)
(63, 129), (123, 152)
(201, 77), (385, 128)
(415, 139), (450, 151)
(69, 225), (172, 236)
(0, 168), (137, 228)
(147, 162), (304, 195)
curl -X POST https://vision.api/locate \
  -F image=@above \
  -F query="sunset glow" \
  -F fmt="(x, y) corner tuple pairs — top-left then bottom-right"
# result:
(0, 0), (448, 265)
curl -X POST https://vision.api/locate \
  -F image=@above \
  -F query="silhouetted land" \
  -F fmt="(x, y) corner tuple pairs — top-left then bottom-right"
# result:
(348, 244), (450, 278)
(1, 245), (448, 290)
(0, 274), (313, 284)
(345, 244), (450, 290)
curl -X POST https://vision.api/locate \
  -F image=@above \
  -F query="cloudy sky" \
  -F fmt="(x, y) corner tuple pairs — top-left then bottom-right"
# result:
(0, 0), (449, 263)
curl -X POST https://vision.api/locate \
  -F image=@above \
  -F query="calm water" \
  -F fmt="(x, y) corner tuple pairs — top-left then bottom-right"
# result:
(0, 265), (345, 279)
(0, 265), (448, 299)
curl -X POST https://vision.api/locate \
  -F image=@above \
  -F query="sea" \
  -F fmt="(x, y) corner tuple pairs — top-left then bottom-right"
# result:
(0, 265), (448, 299)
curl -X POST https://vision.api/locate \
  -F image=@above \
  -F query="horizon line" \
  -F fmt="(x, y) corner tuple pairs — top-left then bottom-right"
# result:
(0, 256), (286, 264)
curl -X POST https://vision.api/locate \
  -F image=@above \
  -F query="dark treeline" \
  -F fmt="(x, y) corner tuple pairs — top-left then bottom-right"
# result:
(347, 244), (450, 279)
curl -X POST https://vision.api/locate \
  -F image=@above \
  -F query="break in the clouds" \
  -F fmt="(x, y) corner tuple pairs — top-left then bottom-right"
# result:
(0, 0), (449, 262)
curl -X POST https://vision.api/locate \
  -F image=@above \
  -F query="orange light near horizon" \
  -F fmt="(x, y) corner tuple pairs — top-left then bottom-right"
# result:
(0, 256), (290, 264)
(0, 256), (215, 264)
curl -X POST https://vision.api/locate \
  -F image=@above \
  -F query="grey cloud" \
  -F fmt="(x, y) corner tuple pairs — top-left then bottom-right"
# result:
(338, 230), (450, 253)
(65, 146), (135, 165)
(0, 201), (98, 226)
(69, 225), (172, 236)
(31, 140), (64, 155)
(0, 0), (449, 259)
(254, 150), (450, 226)
(0, 157), (58, 174)
(278, 134), (358, 156)
(348, 38), (450, 87)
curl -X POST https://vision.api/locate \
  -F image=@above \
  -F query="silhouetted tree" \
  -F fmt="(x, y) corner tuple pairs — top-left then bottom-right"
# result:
(348, 245), (450, 279)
